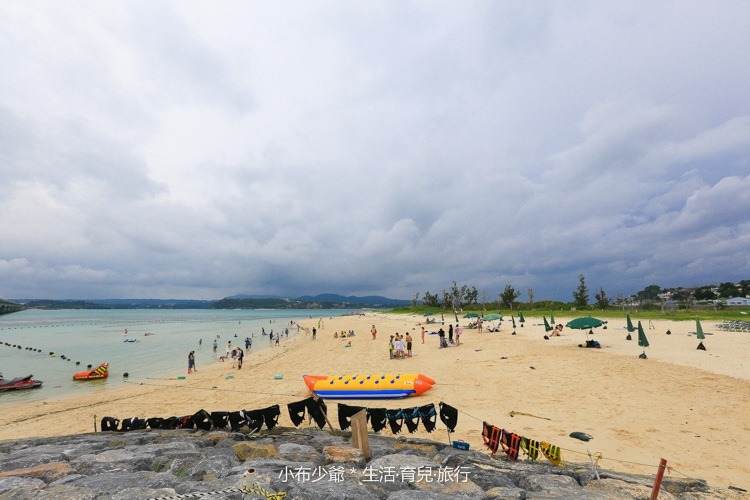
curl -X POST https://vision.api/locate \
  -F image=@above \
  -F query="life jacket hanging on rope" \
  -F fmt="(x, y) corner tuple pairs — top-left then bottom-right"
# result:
(500, 430), (521, 461)
(386, 408), (404, 434)
(306, 398), (327, 429)
(520, 437), (541, 460)
(367, 407), (388, 432)
(337, 403), (366, 430)
(540, 441), (564, 466)
(287, 398), (309, 427)
(402, 407), (421, 433)
(482, 421), (503, 454)
(439, 402), (458, 432)
(418, 403), (437, 432)
(262, 405), (281, 430)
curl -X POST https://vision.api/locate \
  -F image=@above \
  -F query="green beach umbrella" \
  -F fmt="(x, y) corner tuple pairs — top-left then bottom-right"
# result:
(463, 312), (479, 318)
(483, 313), (502, 321)
(550, 312), (555, 324)
(626, 314), (636, 333)
(423, 311), (436, 316)
(566, 316), (605, 339)
(637, 321), (649, 359)
(543, 316), (553, 332)
(511, 315), (516, 328)
(519, 311), (525, 327)
(565, 316), (604, 330)
(637, 321), (649, 348)
(696, 317), (705, 340)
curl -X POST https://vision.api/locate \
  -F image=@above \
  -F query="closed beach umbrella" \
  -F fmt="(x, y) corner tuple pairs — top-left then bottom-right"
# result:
(550, 312), (555, 324)
(695, 316), (707, 351)
(695, 317), (705, 340)
(519, 311), (525, 327)
(637, 321), (649, 359)
(511, 315), (516, 328)
(543, 316), (553, 332)
(626, 314), (636, 333)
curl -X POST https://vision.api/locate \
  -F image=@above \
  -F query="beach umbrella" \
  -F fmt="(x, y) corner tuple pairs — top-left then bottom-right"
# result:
(565, 317), (604, 330)
(423, 311), (436, 317)
(695, 317), (705, 340)
(483, 313), (502, 321)
(511, 315), (516, 328)
(463, 313), (479, 318)
(566, 316), (605, 339)
(695, 316), (707, 351)
(550, 312), (555, 324)
(519, 311), (525, 327)
(626, 314), (636, 333)
(543, 316), (553, 332)
(637, 321), (649, 359)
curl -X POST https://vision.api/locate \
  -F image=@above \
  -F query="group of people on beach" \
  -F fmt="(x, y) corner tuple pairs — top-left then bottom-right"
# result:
(388, 332), (413, 359)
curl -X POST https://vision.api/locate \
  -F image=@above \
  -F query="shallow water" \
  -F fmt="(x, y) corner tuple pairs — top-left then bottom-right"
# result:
(0, 309), (351, 406)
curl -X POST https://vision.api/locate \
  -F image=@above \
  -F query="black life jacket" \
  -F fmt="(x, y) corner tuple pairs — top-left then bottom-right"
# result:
(101, 417), (119, 432)
(337, 403), (366, 430)
(146, 417), (165, 429)
(192, 409), (212, 431)
(439, 402), (458, 432)
(261, 405), (281, 430)
(287, 398), (309, 427)
(418, 403), (437, 432)
(210, 411), (229, 429)
(367, 408), (387, 432)
(402, 407), (420, 433)
(385, 408), (404, 434)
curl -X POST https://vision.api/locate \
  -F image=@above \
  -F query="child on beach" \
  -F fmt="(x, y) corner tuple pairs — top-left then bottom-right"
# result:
(371, 325), (377, 340)
(389, 336), (395, 359)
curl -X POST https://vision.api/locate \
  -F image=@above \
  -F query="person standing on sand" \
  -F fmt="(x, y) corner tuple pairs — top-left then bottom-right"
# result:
(188, 351), (195, 374)
(405, 332), (413, 357)
(389, 336), (395, 359)
(421, 326), (425, 344)
(312, 327), (316, 340)
(226, 341), (232, 360)
(456, 324), (462, 346)
(230, 348), (237, 368)
(237, 347), (244, 369)
(371, 325), (377, 340)
(448, 324), (454, 344)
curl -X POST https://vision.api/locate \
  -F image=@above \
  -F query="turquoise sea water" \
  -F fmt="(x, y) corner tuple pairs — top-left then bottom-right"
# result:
(0, 309), (353, 407)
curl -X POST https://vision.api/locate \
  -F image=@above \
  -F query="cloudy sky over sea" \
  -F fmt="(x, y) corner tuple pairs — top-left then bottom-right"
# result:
(1, 2), (749, 302)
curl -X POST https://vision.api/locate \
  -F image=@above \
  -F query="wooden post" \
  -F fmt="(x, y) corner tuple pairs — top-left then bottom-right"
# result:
(650, 458), (668, 500)
(350, 409), (371, 459)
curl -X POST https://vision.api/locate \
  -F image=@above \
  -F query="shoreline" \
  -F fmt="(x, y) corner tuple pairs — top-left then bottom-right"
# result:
(0, 312), (748, 490)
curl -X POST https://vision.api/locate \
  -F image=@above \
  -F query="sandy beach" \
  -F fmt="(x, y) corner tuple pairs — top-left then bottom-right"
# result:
(1, 311), (748, 491)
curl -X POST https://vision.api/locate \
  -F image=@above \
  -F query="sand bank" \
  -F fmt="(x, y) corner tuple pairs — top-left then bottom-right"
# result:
(0, 312), (748, 490)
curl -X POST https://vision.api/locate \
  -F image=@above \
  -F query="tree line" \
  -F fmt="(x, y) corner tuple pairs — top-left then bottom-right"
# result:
(412, 276), (749, 311)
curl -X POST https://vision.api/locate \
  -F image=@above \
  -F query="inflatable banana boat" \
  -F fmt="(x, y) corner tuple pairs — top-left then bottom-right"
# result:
(303, 373), (434, 399)
(73, 362), (109, 381)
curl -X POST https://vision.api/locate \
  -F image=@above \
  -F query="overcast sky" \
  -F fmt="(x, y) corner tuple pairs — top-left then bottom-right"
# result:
(1, 2), (749, 302)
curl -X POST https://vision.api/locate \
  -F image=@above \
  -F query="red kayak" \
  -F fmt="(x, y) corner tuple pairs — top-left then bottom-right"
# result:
(0, 374), (43, 392)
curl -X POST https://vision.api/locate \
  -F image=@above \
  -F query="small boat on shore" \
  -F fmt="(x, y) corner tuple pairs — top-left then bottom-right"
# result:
(73, 362), (109, 381)
(303, 373), (434, 399)
(0, 374), (43, 392)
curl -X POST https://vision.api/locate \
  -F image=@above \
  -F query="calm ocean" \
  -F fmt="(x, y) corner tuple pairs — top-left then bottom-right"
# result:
(0, 308), (354, 407)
